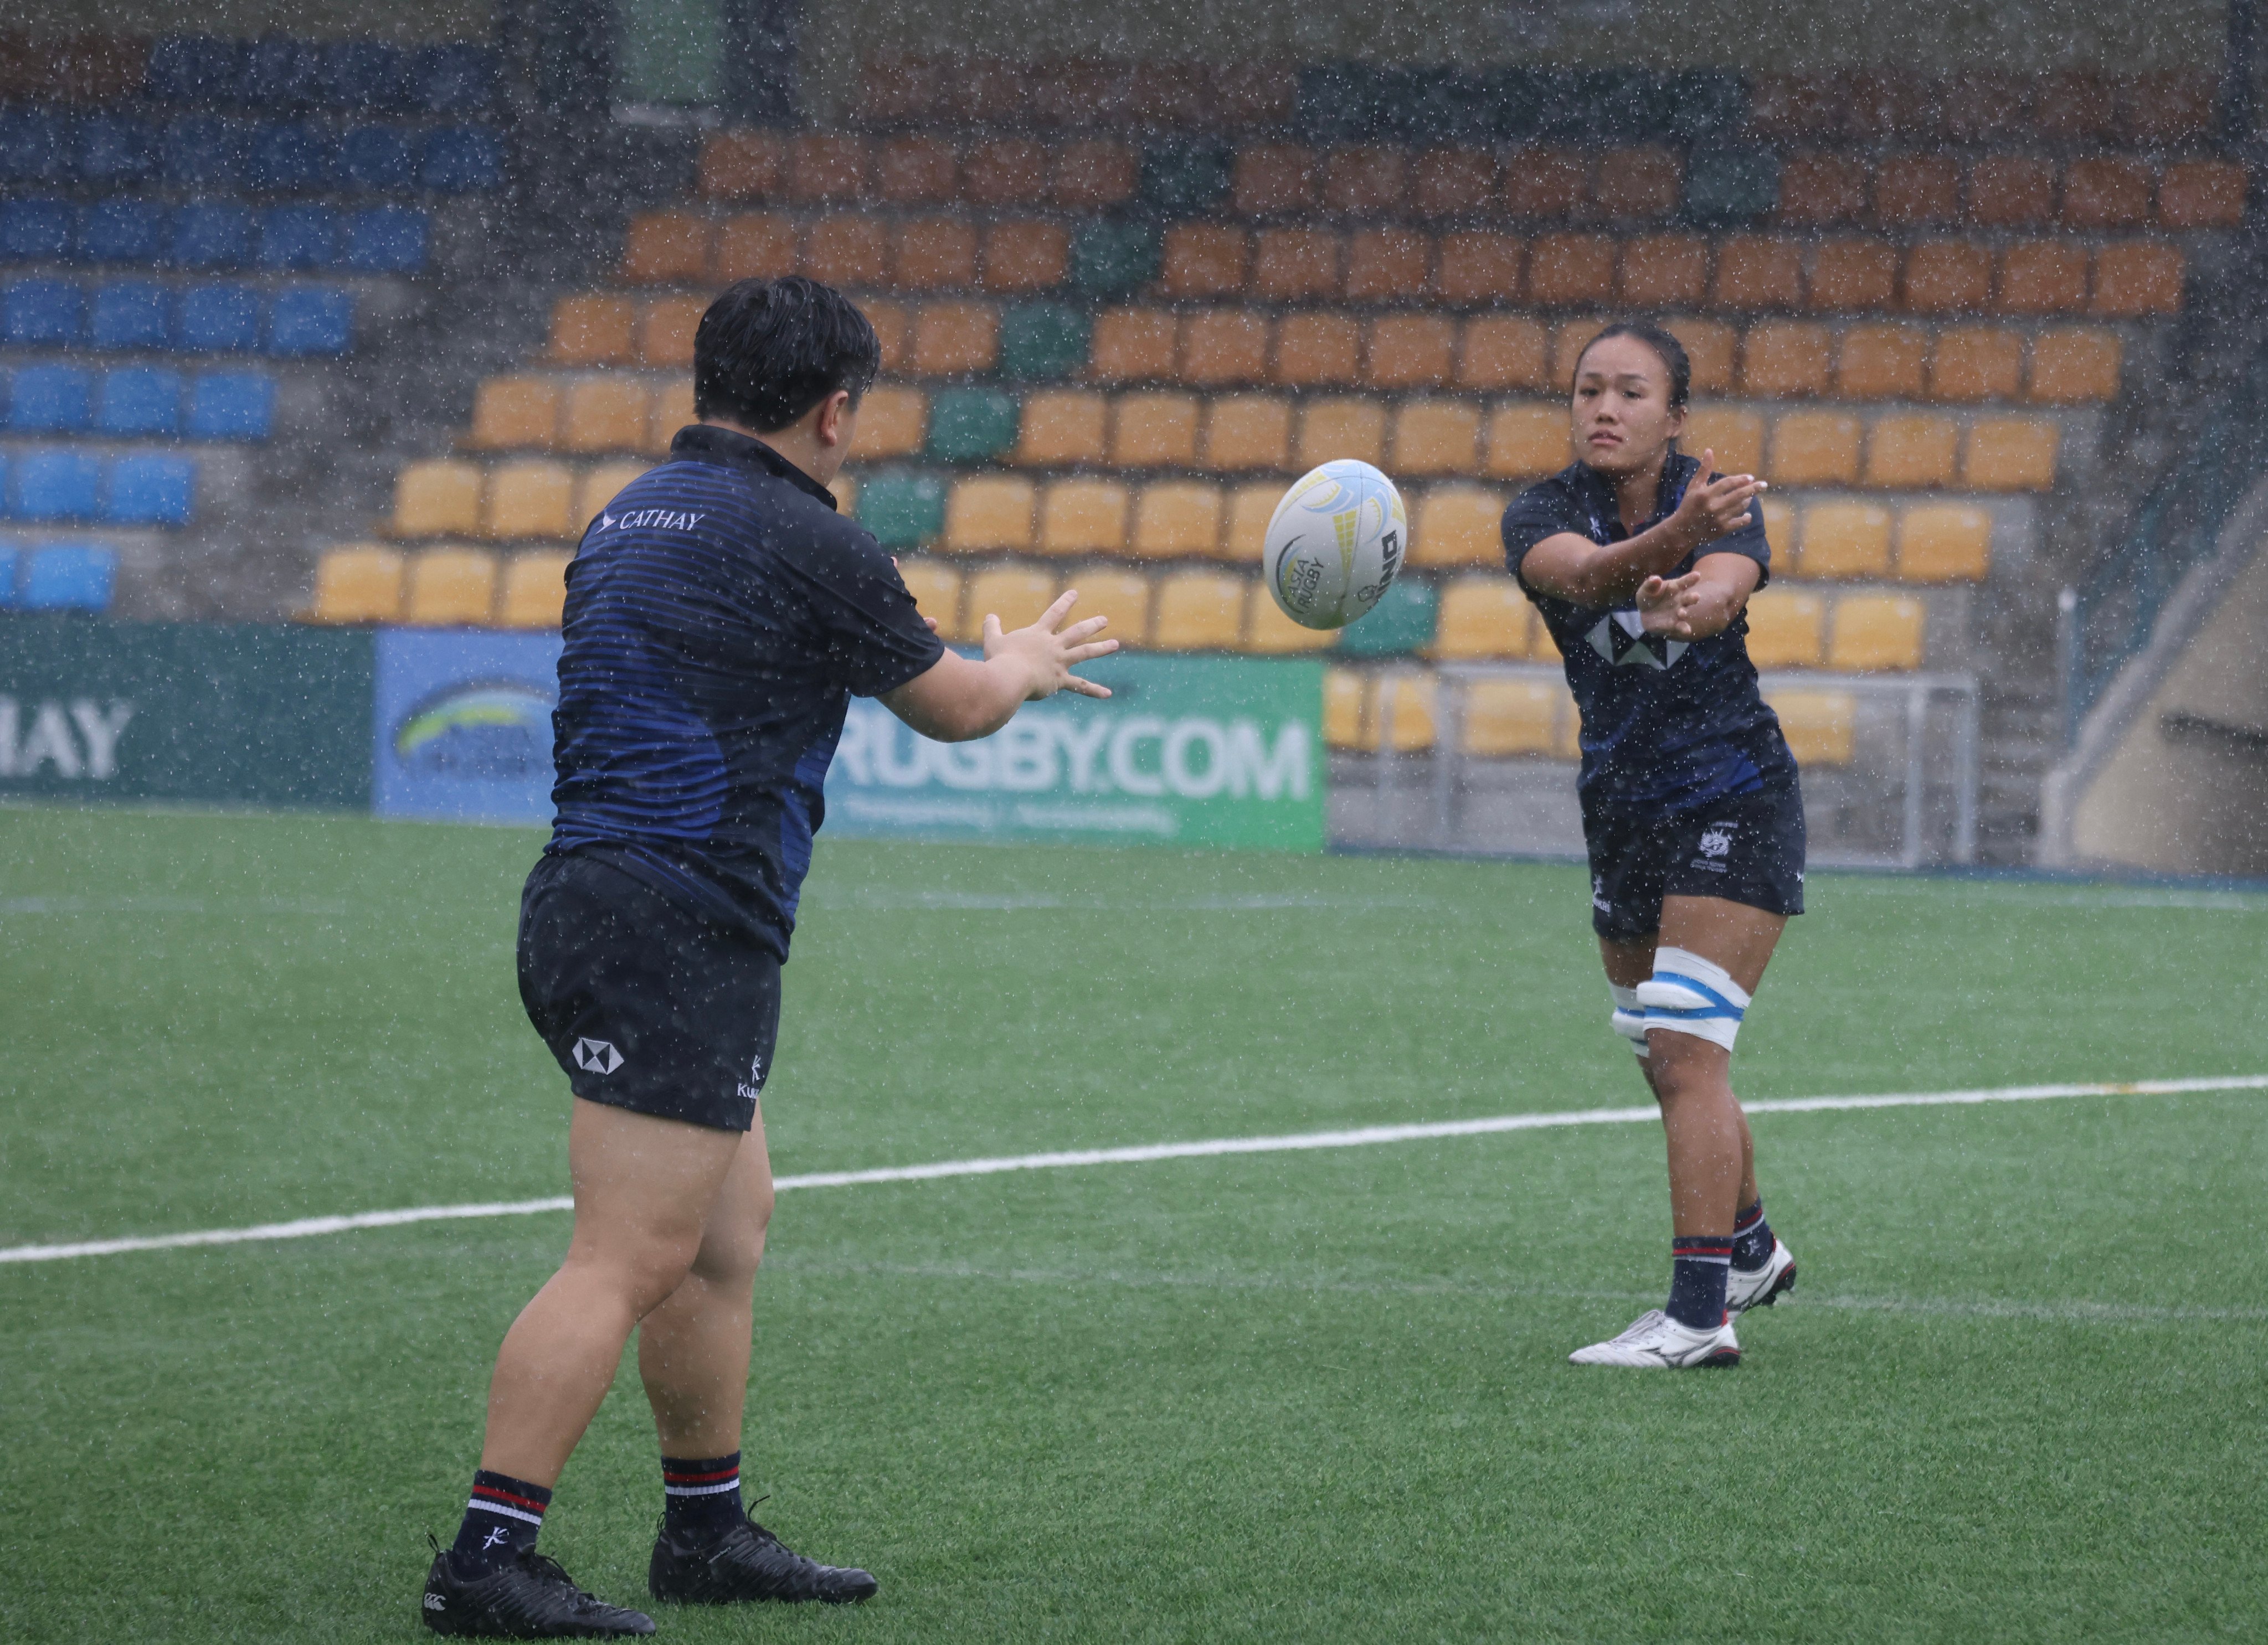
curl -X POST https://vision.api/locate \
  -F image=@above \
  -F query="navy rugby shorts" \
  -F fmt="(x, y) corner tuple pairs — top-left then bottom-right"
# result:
(1582, 781), (1807, 943)
(517, 852), (779, 1132)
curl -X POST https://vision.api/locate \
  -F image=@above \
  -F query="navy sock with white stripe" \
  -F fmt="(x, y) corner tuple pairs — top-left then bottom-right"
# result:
(1666, 1236), (1732, 1329)
(1731, 1199), (1775, 1271)
(450, 1469), (550, 1572)
(662, 1452), (744, 1541)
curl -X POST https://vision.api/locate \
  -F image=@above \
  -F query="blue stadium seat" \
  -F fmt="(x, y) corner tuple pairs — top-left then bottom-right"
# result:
(419, 127), (502, 193)
(3, 280), (83, 345)
(147, 36), (245, 104)
(106, 456), (196, 525)
(342, 207), (426, 273)
(321, 42), (412, 111)
(186, 369), (273, 440)
(0, 543), (15, 608)
(91, 282), (172, 350)
(415, 44), (498, 113)
(0, 200), (73, 262)
(98, 367), (184, 436)
(161, 116), (249, 188)
(8, 367), (94, 432)
(0, 111), (74, 183)
(180, 283), (260, 352)
(241, 35), (322, 107)
(340, 125), (414, 192)
(245, 123), (332, 193)
(1683, 147), (1782, 228)
(79, 116), (158, 183)
(258, 206), (339, 271)
(81, 202), (168, 266)
(266, 286), (353, 355)
(172, 204), (253, 270)
(20, 544), (118, 611)
(12, 452), (103, 523)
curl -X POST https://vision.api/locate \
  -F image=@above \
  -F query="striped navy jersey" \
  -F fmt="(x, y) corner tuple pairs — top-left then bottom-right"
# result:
(546, 424), (943, 956)
(1501, 452), (1795, 817)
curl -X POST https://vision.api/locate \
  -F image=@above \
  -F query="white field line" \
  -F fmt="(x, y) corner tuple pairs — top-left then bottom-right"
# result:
(4, 1074), (2264, 1267)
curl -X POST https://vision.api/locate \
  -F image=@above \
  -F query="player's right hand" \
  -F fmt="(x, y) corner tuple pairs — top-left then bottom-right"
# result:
(983, 590), (1118, 700)
(1670, 448), (1766, 549)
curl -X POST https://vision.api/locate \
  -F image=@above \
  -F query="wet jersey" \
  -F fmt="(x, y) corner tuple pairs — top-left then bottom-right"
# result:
(546, 424), (944, 957)
(1501, 453), (1794, 817)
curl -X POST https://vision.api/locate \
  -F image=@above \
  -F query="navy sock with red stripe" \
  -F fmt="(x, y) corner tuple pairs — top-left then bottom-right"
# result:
(1666, 1236), (1732, 1329)
(450, 1469), (550, 1572)
(1731, 1199), (1775, 1271)
(662, 1452), (744, 1541)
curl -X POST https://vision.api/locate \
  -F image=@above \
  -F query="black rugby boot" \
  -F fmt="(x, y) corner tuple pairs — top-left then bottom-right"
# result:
(423, 1540), (657, 1637)
(648, 1514), (878, 1605)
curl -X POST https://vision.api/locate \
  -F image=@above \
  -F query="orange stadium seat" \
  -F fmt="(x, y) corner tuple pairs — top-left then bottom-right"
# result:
(1459, 317), (1551, 390)
(1503, 148), (1587, 216)
(1902, 243), (1993, 314)
(1712, 238), (1804, 310)
(1346, 228), (1433, 300)
(1874, 156), (1960, 225)
(1244, 589), (1338, 653)
(1233, 144), (1317, 214)
(961, 138), (1049, 205)
(1433, 233), (1524, 306)
(483, 461), (577, 540)
(1837, 324), (1927, 399)
(1809, 238), (1900, 312)
(638, 296), (704, 368)
(1776, 155), (1868, 224)
(1414, 148), (1498, 216)
(549, 296), (636, 365)
(466, 376), (561, 451)
(1665, 318), (1736, 393)
(827, 473), (855, 517)
(1742, 590), (1825, 667)
(803, 214), (890, 286)
(1203, 395), (1292, 471)
(981, 221), (1069, 292)
(1758, 497), (1796, 561)
(1963, 418), (2060, 489)
(573, 461), (647, 527)
(1275, 313), (1361, 385)
(875, 136), (956, 203)
(1770, 411), (1863, 484)
(2091, 245), (2185, 317)
(1298, 399), (1386, 469)
(1393, 402), (1482, 476)
(1462, 678), (1567, 757)
(1930, 328), (2024, 401)
(647, 381), (694, 454)
(1741, 322), (1832, 396)
(2061, 159), (2153, 229)
(2028, 328), (2123, 404)
(1412, 488), (1506, 570)
(1764, 688), (1855, 766)
(894, 558), (964, 640)
(1091, 309), (1178, 381)
(1684, 409), (1765, 479)
(1827, 592), (1926, 670)
(713, 213), (796, 282)
(1160, 225), (1248, 297)
(1596, 148), (1682, 218)
(1322, 666), (1368, 748)
(911, 303), (998, 375)
(855, 386), (928, 459)
(895, 217), (978, 289)
(1897, 503), (1992, 581)
(944, 475), (1037, 553)
(1865, 415), (1958, 488)
(1526, 234), (1616, 307)
(497, 551), (572, 630)
(1062, 567), (1150, 647)
(1367, 315), (1456, 388)
(1326, 146), (1406, 212)
(1052, 140), (1139, 209)
(1432, 575), (1530, 659)
(1549, 318), (1604, 386)
(561, 379), (648, 454)
(1619, 235), (1709, 306)
(698, 130), (785, 201)
(1365, 675), (1438, 752)
(964, 565), (1056, 633)
(1181, 310), (1272, 385)
(1012, 389), (1104, 465)
(1253, 229), (1340, 300)
(1966, 156), (2056, 226)
(1998, 241), (2089, 314)
(2157, 160), (2248, 229)
(1112, 393), (1200, 467)
(1039, 478), (1130, 554)
(1222, 483), (1281, 562)
(1150, 570), (1246, 651)
(621, 211), (710, 284)
(392, 460), (483, 538)
(308, 545), (405, 623)
(404, 549), (497, 627)
(1133, 483), (1223, 558)
(785, 134), (868, 202)
(1798, 501), (1894, 578)
(1485, 405), (1573, 478)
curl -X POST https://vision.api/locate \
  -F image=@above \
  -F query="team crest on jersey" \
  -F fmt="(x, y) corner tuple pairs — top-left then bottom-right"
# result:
(1698, 825), (1733, 858)
(1586, 609), (1690, 671)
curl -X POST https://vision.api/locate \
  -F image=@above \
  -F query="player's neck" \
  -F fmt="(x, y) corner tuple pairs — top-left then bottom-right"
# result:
(1608, 451), (1669, 535)
(701, 417), (837, 491)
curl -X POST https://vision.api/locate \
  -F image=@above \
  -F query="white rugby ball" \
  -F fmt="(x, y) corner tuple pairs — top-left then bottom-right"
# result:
(1261, 459), (1409, 630)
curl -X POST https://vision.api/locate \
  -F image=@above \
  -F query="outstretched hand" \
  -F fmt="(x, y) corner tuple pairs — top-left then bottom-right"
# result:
(1668, 448), (1766, 553)
(1636, 570), (1705, 640)
(983, 589), (1117, 700)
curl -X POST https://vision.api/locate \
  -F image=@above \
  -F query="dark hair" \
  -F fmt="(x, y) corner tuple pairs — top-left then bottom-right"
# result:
(693, 276), (880, 432)
(1572, 320), (1692, 410)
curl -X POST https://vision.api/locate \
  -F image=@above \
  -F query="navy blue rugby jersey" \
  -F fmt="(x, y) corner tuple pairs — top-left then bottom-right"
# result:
(546, 424), (944, 956)
(1500, 451), (1794, 816)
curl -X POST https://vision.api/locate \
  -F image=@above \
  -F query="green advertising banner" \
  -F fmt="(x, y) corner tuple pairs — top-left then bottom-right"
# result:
(823, 653), (1325, 852)
(0, 616), (374, 810)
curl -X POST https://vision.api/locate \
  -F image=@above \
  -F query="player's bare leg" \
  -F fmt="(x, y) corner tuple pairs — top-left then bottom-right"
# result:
(637, 1111), (773, 1458)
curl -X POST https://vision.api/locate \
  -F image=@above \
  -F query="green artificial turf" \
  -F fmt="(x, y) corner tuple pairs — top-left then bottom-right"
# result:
(2, 806), (2265, 1642)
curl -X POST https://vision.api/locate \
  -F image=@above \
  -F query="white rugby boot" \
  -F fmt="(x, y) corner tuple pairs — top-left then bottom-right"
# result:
(1568, 1308), (1740, 1369)
(1725, 1238), (1797, 1315)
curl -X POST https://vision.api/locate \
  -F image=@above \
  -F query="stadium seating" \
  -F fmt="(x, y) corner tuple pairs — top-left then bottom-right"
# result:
(16, 542), (117, 610)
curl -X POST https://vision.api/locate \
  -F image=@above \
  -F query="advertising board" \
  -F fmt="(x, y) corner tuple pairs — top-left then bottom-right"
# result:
(372, 628), (562, 825)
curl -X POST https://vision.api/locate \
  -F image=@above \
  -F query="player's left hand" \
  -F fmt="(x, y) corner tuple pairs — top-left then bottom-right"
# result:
(1636, 571), (1704, 638)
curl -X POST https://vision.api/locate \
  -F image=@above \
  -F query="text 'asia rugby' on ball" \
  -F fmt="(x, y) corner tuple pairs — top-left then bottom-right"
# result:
(1261, 460), (1409, 631)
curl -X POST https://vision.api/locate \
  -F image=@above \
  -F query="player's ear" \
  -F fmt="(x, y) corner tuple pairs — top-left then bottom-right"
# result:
(816, 389), (853, 448)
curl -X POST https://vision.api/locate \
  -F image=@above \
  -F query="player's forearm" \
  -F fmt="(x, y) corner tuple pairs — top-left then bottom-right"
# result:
(882, 651), (1040, 743)
(1542, 520), (1699, 607)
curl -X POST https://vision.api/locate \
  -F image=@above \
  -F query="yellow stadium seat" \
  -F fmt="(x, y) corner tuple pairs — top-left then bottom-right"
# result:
(1061, 568), (1151, 648)
(307, 545), (404, 623)
(1243, 586), (1338, 653)
(466, 376), (562, 451)
(1681, 409), (1765, 479)
(1204, 395), (1293, 471)
(827, 472), (855, 517)
(1667, 317), (1737, 394)
(1013, 390), (1105, 466)
(403, 548), (497, 627)
(1274, 312), (1362, 386)
(1112, 392), (1202, 467)
(1366, 314), (1458, 388)
(1797, 501), (1893, 579)
(1460, 677), (1560, 755)
(894, 558), (966, 640)
(1741, 322), (1832, 396)
(1366, 674), (1438, 752)
(390, 460), (483, 538)
(910, 303), (999, 376)
(1181, 309), (1272, 385)
(620, 210), (711, 283)
(1768, 412), (1861, 486)
(1864, 415), (1958, 488)
(1039, 478), (1130, 555)
(712, 213), (796, 282)
(1458, 316), (1551, 390)
(1412, 486), (1506, 570)
(1298, 399), (1387, 470)
(1149, 570), (1247, 651)
(1836, 324), (1927, 399)
(562, 378), (651, 454)
(637, 296), (704, 368)
(944, 475), (1037, 553)
(1484, 404), (1573, 478)
(1392, 401), (1483, 476)
(1132, 482), (1222, 559)
(497, 551), (573, 630)
(854, 386), (928, 460)
(647, 380), (695, 454)
(1432, 575), (1530, 659)
(2027, 328), (2123, 404)
(483, 461), (578, 540)
(1963, 417), (2061, 490)
(573, 461), (649, 529)
(1090, 308), (1179, 381)
(1897, 504), (1992, 582)
(1222, 483), (1281, 563)
(1827, 592), (1926, 671)
(964, 564), (1057, 634)
(548, 296), (636, 365)
(1742, 590), (1825, 667)
(1324, 668), (1367, 749)
(1765, 688), (1856, 766)
(1930, 327), (2025, 402)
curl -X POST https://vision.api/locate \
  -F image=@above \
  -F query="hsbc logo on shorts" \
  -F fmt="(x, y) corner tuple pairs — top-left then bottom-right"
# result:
(572, 1038), (623, 1074)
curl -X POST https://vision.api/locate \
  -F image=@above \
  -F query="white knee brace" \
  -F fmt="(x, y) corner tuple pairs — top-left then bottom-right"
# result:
(1609, 984), (1652, 1057)
(1633, 947), (1750, 1053)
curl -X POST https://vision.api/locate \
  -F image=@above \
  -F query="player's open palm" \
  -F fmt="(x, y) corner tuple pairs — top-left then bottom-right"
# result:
(984, 590), (1118, 700)
(1636, 570), (1705, 638)
(1670, 448), (1766, 550)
